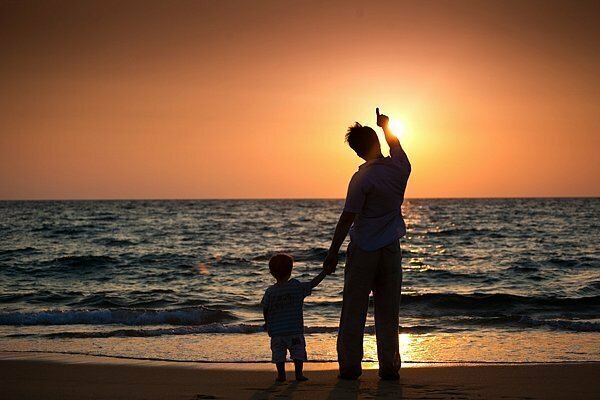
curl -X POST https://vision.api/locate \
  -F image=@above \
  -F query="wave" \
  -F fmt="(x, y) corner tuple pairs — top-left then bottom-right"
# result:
(70, 294), (180, 309)
(415, 269), (493, 281)
(578, 281), (600, 296)
(305, 293), (600, 318)
(517, 317), (600, 332)
(48, 255), (119, 269)
(32, 224), (99, 237)
(3, 293), (597, 325)
(400, 293), (600, 315)
(0, 291), (182, 308)
(92, 238), (138, 247)
(438, 315), (600, 332)
(91, 214), (118, 221)
(7, 316), (598, 341)
(0, 290), (84, 304)
(252, 248), (346, 262)
(7, 323), (452, 339)
(0, 247), (38, 258)
(0, 307), (234, 326)
(506, 262), (540, 273)
(426, 228), (501, 237)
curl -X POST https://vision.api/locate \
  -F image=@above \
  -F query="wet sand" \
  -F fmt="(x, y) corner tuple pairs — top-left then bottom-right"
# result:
(0, 352), (598, 399)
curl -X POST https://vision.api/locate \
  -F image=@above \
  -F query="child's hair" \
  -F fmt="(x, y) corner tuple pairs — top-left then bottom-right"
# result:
(269, 253), (293, 280)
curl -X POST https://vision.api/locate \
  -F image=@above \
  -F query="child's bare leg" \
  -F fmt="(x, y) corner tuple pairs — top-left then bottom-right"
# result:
(294, 360), (308, 381)
(275, 362), (286, 382)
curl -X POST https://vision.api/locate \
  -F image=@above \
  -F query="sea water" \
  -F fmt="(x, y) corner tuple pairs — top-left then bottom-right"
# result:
(0, 199), (598, 364)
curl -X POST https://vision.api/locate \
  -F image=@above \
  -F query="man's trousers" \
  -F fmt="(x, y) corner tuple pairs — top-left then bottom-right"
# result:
(337, 240), (402, 378)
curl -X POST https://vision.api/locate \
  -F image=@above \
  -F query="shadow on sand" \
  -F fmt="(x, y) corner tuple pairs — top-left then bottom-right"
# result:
(248, 378), (404, 399)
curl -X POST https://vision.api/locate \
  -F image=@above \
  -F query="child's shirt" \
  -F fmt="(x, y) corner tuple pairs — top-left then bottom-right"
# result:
(261, 278), (312, 337)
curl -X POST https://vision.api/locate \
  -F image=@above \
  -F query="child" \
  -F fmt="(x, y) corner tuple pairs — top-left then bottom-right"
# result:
(261, 253), (327, 382)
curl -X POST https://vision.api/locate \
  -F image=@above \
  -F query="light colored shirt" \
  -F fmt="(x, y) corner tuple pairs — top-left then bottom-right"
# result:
(261, 278), (312, 337)
(343, 145), (411, 251)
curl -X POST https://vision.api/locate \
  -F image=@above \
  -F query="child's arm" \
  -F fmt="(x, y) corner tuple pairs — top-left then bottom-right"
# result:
(310, 269), (327, 288)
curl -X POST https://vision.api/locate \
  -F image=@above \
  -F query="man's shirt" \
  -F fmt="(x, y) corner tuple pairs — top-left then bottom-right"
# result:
(343, 145), (411, 251)
(261, 279), (312, 337)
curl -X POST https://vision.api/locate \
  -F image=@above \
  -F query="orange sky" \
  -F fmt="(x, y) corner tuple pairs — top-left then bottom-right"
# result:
(1, 0), (599, 199)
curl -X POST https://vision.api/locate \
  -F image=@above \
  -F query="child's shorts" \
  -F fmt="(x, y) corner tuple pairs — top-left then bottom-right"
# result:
(270, 334), (307, 363)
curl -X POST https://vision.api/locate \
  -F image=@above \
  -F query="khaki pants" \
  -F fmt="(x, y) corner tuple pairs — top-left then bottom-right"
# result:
(337, 240), (402, 378)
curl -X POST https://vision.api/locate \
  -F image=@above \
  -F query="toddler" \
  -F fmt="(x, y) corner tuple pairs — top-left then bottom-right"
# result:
(261, 253), (326, 381)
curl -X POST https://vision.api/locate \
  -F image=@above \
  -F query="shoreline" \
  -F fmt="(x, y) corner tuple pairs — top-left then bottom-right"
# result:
(1, 352), (598, 399)
(2, 349), (599, 369)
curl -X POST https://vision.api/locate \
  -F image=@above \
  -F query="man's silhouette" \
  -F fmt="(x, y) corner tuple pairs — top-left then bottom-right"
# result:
(323, 108), (411, 380)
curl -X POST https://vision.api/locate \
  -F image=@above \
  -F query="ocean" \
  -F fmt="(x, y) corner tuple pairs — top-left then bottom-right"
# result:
(0, 199), (598, 365)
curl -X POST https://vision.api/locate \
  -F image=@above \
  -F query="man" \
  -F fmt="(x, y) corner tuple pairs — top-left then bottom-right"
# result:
(323, 108), (411, 380)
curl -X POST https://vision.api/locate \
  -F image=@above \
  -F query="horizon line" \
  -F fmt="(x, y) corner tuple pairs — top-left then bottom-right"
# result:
(0, 196), (598, 202)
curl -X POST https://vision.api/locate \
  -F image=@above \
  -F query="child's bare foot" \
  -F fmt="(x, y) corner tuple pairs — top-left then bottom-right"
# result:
(275, 362), (286, 382)
(293, 360), (307, 382)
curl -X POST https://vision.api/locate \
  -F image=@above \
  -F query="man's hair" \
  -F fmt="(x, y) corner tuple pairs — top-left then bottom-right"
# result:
(269, 253), (293, 280)
(345, 122), (380, 157)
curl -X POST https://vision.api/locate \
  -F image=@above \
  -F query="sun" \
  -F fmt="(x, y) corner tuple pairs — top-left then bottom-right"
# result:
(389, 118), (407, 139)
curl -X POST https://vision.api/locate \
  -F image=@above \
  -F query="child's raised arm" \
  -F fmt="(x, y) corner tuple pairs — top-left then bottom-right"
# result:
(310, 269), (327, 288)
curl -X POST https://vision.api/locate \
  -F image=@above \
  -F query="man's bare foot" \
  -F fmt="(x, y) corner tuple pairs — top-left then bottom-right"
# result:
(295, 375), (308, 381)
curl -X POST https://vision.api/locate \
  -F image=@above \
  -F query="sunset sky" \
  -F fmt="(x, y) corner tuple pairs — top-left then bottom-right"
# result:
(1, 0), (598, 199)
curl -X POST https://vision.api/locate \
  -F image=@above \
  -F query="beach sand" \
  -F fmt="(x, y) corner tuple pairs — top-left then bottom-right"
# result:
(0, 352), (598, 399)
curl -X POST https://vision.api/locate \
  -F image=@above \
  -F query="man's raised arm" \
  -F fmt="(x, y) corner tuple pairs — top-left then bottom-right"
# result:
(377, 107), (410, 170)
(376, 107), (400, 149)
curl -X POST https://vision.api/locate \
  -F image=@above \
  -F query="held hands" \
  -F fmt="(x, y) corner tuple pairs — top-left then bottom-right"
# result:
(376, 107), (389, 129)
(323, 250), (338, 275)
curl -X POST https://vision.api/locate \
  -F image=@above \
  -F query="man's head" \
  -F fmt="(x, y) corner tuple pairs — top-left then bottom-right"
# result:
(345, 122), (381, 160)
(269, 253), (293, 282)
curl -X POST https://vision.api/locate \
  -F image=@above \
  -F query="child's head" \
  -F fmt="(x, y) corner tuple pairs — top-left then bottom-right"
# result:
(269, 253), (293, 282)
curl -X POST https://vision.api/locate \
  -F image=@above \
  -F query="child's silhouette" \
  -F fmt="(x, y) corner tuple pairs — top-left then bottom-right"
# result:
(261, 253), (326, 381)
